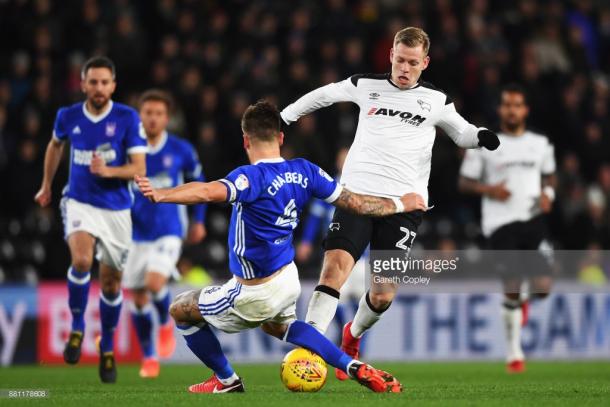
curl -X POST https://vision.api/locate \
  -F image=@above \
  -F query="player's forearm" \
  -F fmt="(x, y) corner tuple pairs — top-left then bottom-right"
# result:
(41, 139), (64, 187)
(333, 189), (397, 217)
(448, 124), (481, 149)
(156, 182), (219, 205)
(185, 172), (208, 220)
(281, 83), (344, 124)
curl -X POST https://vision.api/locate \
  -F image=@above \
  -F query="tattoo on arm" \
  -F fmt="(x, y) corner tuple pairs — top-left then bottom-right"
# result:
(333, 189), (396, 217)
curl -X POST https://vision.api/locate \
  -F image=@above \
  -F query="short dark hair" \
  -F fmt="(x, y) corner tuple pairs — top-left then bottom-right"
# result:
(501, 83), (528, 104)
(241, 100), (281, 142)
(81, 56), (116, 80)
(138, 89), (173, 112)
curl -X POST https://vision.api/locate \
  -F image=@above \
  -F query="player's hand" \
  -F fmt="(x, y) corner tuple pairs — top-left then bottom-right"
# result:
(296, 242), (313, 263)
(540, 193), (552, 213)
(34, 185), (52, 207)
(187, 223), (207, 244)
(486, 181), (511, 201)
(400, 193), (427, 212)
(90, 152), (109, 177)
(477, 129), (500, 151)
(135, 175), (162, 203)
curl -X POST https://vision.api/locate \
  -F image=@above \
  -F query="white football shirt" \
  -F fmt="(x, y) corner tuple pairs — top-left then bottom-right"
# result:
(281, 73), (485, 204)
(460, 131), (556, 236)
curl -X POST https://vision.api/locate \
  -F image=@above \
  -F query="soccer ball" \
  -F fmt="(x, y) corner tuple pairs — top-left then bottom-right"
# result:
(280, 348), (327, 392)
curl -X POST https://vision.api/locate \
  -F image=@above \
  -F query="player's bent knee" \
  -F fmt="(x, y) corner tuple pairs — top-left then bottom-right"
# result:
(71, 255), (93, 272)
(169, 289), (203, 325)
(145, 272), (167, 293)
(131, 289), (149, 308)
(261, 322), (288, 339)
(369, 291), (395, 310)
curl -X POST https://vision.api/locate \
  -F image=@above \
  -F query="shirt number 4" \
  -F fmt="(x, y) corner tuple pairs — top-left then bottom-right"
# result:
(275, 199), (298, 229)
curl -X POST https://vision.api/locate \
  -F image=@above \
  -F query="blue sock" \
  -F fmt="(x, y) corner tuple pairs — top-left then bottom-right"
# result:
(285, 320), (353, 372)
(178, 324), (235, 379)
(99, 291), (123, 353)
(67, 267), (90, 333)
(152, 286), (171, 325)
(131, 305), (155, 358)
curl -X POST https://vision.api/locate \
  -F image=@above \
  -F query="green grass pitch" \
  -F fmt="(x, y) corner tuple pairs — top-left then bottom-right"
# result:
(1, 362), (608, 406)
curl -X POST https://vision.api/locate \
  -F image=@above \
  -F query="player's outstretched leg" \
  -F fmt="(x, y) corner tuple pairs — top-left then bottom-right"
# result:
(64, 232), (95, 365)
(305, 250), (355, 333)
(265, 320), (402, 393)
(98, 264), (123, 383)
(170, 290), (244, 393)
(130, 295), (159, 378)
(337, 290), (392, 380)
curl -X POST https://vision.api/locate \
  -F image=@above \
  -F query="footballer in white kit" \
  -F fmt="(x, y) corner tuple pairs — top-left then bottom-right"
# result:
(280, 26), (501, 380)
(459, 83), (556, 373)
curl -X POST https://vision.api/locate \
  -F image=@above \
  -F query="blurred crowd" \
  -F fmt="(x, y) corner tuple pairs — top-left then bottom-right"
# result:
(1, 0), (609, 283)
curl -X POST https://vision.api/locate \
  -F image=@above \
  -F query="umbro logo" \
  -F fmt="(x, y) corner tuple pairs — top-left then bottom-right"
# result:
(329, 222), (340, 231)
(72, 126), (81, 134)
(369, 92), (380, 100)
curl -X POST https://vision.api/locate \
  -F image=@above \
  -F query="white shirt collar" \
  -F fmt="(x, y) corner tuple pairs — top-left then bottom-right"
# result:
(148, 131), (168, 155)
(253, 157), (285, 165)
(82, 100), (114, 123)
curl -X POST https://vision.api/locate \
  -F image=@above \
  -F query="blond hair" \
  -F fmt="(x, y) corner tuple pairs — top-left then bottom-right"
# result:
(394, 27), (430, 55)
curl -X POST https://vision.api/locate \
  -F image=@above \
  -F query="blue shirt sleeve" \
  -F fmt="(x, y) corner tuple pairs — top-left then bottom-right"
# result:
(306, 160), (342, 203)
(124, 109), (147, 154)
(183, 142), (207, 223)
(52, 108), (68, 141)
(219, 165), (262, 204)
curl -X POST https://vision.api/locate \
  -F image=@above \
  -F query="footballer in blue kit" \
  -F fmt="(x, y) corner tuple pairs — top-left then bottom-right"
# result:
(123, 90), (207, 379)
(135, 101), (428, 393)
(35, 57), (147, 383)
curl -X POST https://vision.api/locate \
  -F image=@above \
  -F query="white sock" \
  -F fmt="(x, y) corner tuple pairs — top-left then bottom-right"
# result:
(345, 360), (361, 378)
(350, 292), (384, 338)
(218, 372), (239, 385)
(502, 300), (524, 362)
(305, 286), (340, 333)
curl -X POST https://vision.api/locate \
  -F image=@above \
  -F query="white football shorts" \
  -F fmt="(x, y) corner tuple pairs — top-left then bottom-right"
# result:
(197, 262), (301, 333)
(61, 197), (131, 272)
(122, 235), (182, 289)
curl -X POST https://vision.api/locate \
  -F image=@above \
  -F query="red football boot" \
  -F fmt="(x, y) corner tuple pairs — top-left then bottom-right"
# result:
(351, 363), (403, 393)
(188, 375), (245, 393)
(507, 360), (526, 374)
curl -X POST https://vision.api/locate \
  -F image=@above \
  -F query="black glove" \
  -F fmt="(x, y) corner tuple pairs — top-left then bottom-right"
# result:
(477, 129), (500, 150)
